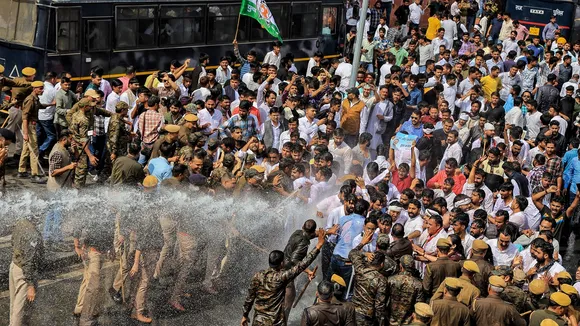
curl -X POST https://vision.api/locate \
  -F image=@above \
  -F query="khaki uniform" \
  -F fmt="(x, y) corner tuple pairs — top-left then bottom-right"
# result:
(430, 276), (480, 307)
(387, 271), (425, 325)
(10, 218), (44, 326)
(422, 257), (462, 297)
(107, 114), (131, 157)
(18, 93), (41, 176)
(10, 77), (32, 100)
(529, 309), (568, 326)
(110, 155), (145, 186)
(430, 297), (470, 326)
(471, 294), (526, 326)
(468, 255), (494, 296)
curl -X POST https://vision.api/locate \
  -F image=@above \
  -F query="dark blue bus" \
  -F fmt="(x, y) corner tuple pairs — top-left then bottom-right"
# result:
(504, 0), (579, 41)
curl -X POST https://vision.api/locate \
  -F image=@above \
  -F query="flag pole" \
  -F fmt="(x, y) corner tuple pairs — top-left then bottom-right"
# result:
(234, 12), (242, 42)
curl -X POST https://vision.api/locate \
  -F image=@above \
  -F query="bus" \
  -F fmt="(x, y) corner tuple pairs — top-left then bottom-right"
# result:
(504, 0), (580, 42)
(0, 0), (345, 81)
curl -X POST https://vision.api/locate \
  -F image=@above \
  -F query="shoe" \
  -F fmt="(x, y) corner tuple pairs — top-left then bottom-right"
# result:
(169, 300), (186, 312)
(109, 287), (123, 304)
(17, 172), (29, 178)
(130, 312), (152, 324)
(31, 175), (47, 184)
(88, 170), (97, 177)
(42, 154), (49, 160)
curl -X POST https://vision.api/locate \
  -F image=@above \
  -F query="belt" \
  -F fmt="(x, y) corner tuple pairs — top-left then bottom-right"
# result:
(332, 254), (351, 263)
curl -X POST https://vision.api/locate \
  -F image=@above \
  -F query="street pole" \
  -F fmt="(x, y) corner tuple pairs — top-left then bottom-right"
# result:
(349, 0), (369, 87)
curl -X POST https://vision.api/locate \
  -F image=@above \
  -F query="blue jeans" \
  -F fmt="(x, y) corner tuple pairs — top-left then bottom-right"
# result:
(89, 135), (107, 172)
(44, 206), (63, 243)
(36, 120), (56, 155)
(361, 61), (374, 73)
(419, 66), (426, 73)
(330, 255), (354, 300)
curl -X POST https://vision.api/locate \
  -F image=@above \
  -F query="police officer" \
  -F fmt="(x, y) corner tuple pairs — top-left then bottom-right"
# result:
(406, 303), (434, 326)
(241, 229), (325, 326)
(422, 238), (462, 298)
(430, 260), (481, 306)
(387, 254), (424, 325)
(430, 278), (470, 326)
(529, 292), (574, 326)
(301, 280), (356, 325)
(471, 276), (526, 326)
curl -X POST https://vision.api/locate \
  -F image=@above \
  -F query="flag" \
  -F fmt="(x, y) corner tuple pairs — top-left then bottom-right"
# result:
(239, 0), (282, 41)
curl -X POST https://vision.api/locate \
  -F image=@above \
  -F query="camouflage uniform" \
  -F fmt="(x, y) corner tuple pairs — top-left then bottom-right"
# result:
(242, 247), (320, 326)
(69, 107), (111, 187)
(500, 285), (529, 313)
(386, 269), (424, 325)
(349, 247), (387, 326)
(107, 114), (131, 157)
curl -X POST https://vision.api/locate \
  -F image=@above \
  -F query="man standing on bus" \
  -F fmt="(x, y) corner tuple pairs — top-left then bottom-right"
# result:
(264, 41), (282, 69)
(543, 15), (560, 41)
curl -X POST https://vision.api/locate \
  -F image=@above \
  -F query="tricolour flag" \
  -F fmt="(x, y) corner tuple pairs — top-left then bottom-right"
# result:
(239, 0), (283, 41)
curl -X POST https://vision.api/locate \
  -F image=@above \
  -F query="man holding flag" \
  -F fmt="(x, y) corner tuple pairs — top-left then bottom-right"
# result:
(238, 0), (283, 43)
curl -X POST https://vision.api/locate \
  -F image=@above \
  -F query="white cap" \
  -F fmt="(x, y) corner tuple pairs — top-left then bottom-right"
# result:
(484, 123), (495, 131)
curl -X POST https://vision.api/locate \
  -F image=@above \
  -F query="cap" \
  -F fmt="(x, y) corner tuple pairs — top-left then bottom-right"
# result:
(556, 271), (572, 280)
(337, 174), (357, 182)
(377, 233), (390, 248)
(557, 37), (567, 45)
(463, 261), (480, 273)
(400, 255), (415, 269)
(0, 64), (4, 74)
(445, 278), (463, 290)
(529, 279), (547, 295)
(245, 168), (262, 179)
(550, 292), (571, 307)
(473, 24), (482, 32)
(184, 103), (198, 114)
(541, 320), (560, 326)
(331, 274), (346, 287)
(165, 124), (180, 133)
(484, 123), (495, 131)
(512, 268), (526, 283)
(207, 138), (220, 148)
(492, 265), (512, 277)
(249, 165), (265, 173)
(560, 284), (579, 296)
(183, 113), (198, 122)
(84, 89), (99, 99)
(115, 101), (129, 111)
(142, 175), (158, 188)
(77, 98), (95, 108)
(414, 303), (434, 318)
(472, 239), (489, 250)
(31, 81), (44, 88)
(459, 113), (469, 121)
(436, 238), (451, 248)
(489, 275), (507, 288)
(346, 87), (359, 96)
(22, 67), (36, 76)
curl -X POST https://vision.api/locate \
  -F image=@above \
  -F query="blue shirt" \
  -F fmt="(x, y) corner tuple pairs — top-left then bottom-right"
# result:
(400, 120), (424, 138)
(404, 86), (423, 108)
(503, 95), (514, 112)
(564, 156), (580, 194)
(563, 149), (578, 169)
(147, 157), (173, 182)
(333, 213), (366, 259)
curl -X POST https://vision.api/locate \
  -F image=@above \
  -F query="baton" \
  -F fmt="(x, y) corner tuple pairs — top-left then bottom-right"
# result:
(293, 266), (318, 308)
(17, 125), (46, 176)
(61, 140), (90, 186)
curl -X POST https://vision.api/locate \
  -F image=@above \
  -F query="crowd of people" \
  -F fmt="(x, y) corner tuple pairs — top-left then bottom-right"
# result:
(3, 0), (580, 325)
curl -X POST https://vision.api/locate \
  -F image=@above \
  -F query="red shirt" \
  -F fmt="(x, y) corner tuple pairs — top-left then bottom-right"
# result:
(426, 170), (467, 195)
(421, 115), (438, 125)
(392, 166), (413, 192)
(232, 106), (262, 125)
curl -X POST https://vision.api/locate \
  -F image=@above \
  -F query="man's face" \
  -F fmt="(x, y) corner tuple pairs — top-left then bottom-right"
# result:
(189, 158), (204, 173)
(444, 164), (454, 176)
(446, 133), (457, 145)
(170, 105), (180, 114)
(411, 113), (420, 126)
(61, 82), (71, 92)
(471, 192), (482, 205)
(232, 129), (242, 140)
(512, 144), (522, 157)
(407, 203), (420, 218)
(550, 201), (563, 216)
(434, 69), (442, 79)
(470, 223), (484, 238)
(130, 82), (140, 91)
(291, 150), (302, 162)
(500, 189), (511, 200)
(539, 220), (554, 232)
(220, 60), (229, 69)
(546, 142), (556, 156)
(281, 146), (291, 158)
(474, 173), (484, 188)
(288, 121), (298, 132)
(498, 233), (511, 250)
(239, 108), (249, 119)
(429, 108), (438, 119)
(442, 182), (453, 193)
(452, 221), (464, 235)
(356, 73), (365, 83)
(291, 168), (302, 180)
(427, 218), (440, 235)
(92, 75), (102, 86)
(443, 122), (453, 133)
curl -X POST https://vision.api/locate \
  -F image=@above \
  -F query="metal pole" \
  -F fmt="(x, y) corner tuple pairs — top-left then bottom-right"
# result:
(349, 0), (370, 87)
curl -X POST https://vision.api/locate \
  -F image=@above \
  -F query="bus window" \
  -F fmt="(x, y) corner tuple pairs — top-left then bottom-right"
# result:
(322, 7), (337, 35)
(86, 20), (110, 52)
(290, 3), (320, 39)
(116, 7), (157, 49)
(57, 8), (80, 52)
(207, 5), (248, 43)
(159, 5), (204, 46)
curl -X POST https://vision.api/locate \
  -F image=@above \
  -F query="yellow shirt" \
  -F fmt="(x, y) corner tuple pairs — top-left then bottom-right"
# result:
(480, 75), (502, 101)
(426, 17), (441, 40)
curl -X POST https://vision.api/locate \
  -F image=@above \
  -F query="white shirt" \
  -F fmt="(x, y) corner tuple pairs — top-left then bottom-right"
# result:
(38, 82), (57, 120)
(379, 63), (393, 86)
(409, 3), (423, 24)
(263, 51), (281, 68)
(316, 194), (342, 218)
(353, 231), (379, 252)
(505, 106), (524, 128)
(120, 89), (137, 109)
(192, 87), (211, 102)
(197, 108), (223, 139)
(560, 80), (579, 97)
(462, 182), (494, 212)
(306, 58), (317, 77)
(439, 142), (462, 171)
(298, 117), (320, 143)
(493, 197), (513, 216)
(215, 66), (232, 85)
(551, 115), (568, 136)
(329, 140), (353, 175)
(335, 62), (353, 92)
(443, 83), (458, 114)
(510, 211), (528, 232)
(105, 92), (121, 133)
(278, 130), (292, 151)
(462, 233), (475, 257)
(433, 189), (456, 211)
(525, 111), (542, 141)
(531, 261), (566, 280)
(326, 205), (347, 244)
(404, 216), (423, 238)
(419, 229), (449, 256)
(486, 239), (520, 266)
